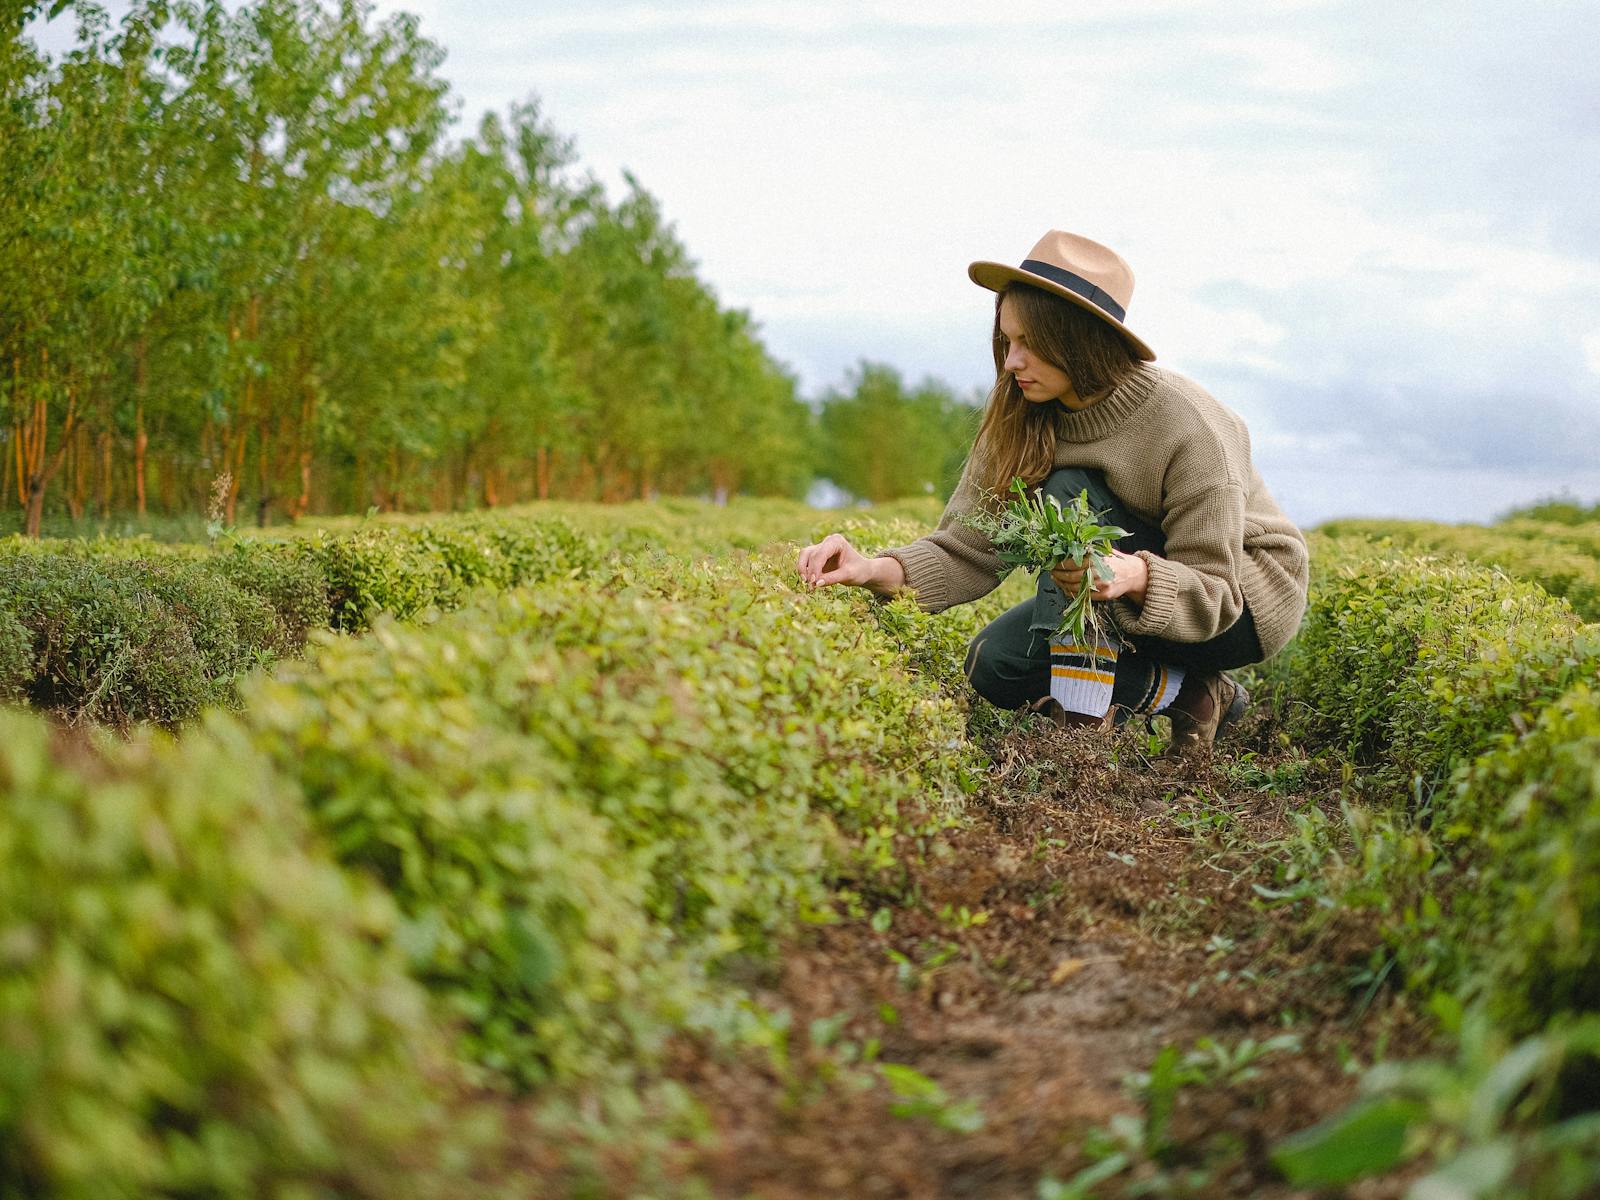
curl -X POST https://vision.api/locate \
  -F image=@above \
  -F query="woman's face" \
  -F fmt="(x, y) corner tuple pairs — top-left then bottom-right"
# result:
(998, 293), (1079, 407)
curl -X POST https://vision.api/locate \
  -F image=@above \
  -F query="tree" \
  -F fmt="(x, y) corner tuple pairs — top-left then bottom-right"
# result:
(818, 362), (980, 503)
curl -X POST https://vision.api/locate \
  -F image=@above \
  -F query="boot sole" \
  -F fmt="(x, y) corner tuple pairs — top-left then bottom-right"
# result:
(1216, 683), (1249, 740)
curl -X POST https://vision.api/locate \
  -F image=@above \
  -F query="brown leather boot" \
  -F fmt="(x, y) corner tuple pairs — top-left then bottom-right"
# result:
(1027, 695), (1113, 733)
(1163, 672), (1248, 759)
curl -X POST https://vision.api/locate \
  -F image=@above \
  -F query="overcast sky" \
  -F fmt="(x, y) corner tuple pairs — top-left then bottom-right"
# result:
(29, 1), (1600, 523)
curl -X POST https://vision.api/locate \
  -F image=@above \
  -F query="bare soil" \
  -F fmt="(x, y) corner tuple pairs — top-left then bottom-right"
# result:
(658, 714), (1429, 1199)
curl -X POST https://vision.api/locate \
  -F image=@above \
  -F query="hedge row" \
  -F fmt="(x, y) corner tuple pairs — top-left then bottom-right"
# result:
(0, 712), (478, 1199)
(1261, 533), (1600, 1195)
(1449, 683), (1600, 1030)
(233, 547), (988, 1088)
(1317, 516), (1600, 620)
(0, 498), (952, 729)
(1266, 536), (1596, 794)
(0, 526), (1005, 1195)
(1262, 533), (1600, 1033)
(0, 514), (626, 727)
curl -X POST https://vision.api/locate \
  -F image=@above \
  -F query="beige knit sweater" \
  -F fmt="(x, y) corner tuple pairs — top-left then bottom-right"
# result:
(880, 363), (1310, 660)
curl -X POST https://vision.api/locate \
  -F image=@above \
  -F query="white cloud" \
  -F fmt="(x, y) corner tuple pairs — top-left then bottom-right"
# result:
(1193, 32), (1355, 95)
(1584, 331), (1600, 376)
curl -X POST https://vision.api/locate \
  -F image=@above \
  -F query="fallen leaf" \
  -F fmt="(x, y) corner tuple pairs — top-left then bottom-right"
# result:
(1049, 957), (1087, 985)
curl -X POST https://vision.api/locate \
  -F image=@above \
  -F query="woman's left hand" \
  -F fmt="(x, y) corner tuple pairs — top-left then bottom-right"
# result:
(1051, 549), (1149, 606)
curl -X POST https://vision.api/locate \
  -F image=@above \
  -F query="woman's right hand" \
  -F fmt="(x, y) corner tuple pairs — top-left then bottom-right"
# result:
(797, 534), (904, 594)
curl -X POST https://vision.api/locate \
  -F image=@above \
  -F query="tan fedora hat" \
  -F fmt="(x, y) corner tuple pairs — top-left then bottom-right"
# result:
(969, 230), (1156, 361)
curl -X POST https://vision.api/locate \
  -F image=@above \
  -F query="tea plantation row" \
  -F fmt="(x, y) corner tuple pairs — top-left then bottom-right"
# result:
(0, 499), (947, 728)
(0, 515), (637, 726)
(1259, 531), (1600, 1193)
(1318, 515), (1600, 620)
(3, 503), (1598, 1194)
(0, 515), (1025, 1197)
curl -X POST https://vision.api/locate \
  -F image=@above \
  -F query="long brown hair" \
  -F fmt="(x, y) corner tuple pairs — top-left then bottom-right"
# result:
(971, 283), (1142, 500)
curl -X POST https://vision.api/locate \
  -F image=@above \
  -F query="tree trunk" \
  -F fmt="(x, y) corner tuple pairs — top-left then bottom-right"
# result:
(98, 426), (113, 519)
(18, 350), (79, 537)
(291, 358), (314, 518)
(134, 338), (148, 516)
(536, 445), (550, 500)
(256, 412), (272, 526)
(224, 293), (262, 526)
(710, 461), (734, 508)
(387, 448), (406, 513)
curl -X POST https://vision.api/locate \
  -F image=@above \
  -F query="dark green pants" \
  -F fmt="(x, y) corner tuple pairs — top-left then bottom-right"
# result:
(963, 466), (1262, 712)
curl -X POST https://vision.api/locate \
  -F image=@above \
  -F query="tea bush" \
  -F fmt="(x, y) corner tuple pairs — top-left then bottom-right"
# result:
(0, 514), (632, 725)
(1259, 533), (1600, 1191)
(1262, 545), (1595, 797)
(0, 554), (255, 726)
(1502, 498), (1600, 525)
(235, 618), (696, 1090)
(0, 709), (473, 1198)
(1446, 682), (1600, 1030)
(231, 546), (983, 1090)
(1317, 518), (1600, 620)
(207, 539), (333, 650)
(0, 605), (28, 702)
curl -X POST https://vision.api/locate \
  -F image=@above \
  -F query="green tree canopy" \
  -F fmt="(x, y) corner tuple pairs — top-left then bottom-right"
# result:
(817, 361), (981, 504)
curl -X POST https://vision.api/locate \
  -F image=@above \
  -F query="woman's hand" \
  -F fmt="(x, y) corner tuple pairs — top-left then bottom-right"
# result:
(1050, 548), (1149, 605)
(797, 534), (906, 595)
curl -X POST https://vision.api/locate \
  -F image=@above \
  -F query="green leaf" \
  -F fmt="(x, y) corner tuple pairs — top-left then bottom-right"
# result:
(1408, 1140), (1515, 1200)
(1037, 1152), (1131, 1200)
(1271, 1095), (1427, 1185)
(506, 908), (562, 991)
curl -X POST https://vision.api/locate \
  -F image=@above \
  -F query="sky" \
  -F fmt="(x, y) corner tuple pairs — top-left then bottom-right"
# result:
(28, 1), (1600, 524)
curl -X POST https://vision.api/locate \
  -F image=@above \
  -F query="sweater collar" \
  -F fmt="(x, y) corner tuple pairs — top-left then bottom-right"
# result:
(1054, 363), (1161, 442)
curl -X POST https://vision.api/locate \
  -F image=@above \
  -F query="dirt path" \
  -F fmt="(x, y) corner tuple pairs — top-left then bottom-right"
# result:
(669, 718), (1425, 1199)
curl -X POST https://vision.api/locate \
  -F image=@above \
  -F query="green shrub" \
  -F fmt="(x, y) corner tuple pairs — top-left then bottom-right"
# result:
(0, 709), (472, 1198)
(1317, 519), (1600, 620)
(209, 540), (333, 653)
(1263, 548), (1593, 798)
(1500, 498), (1600, 526)
(1257, 542), (1600, 1027)
(1447, 683), (1600, 1030)
(0, 553), (311, 727)
(0, 605), (28, 704)
(237, 624), (694, 1090)
(0, 555), (215, 726)
(231, 545), (981, 1090)
(297, 516), (615, 631)
(143, 561), (283, 689)
(0, 515), (633, 725)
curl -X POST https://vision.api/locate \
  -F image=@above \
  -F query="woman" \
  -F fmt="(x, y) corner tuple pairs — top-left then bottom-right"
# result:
(796, 229), (1309, 757)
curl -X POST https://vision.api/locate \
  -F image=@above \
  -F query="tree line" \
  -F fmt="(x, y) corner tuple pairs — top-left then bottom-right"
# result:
(2, 0), (979, 535)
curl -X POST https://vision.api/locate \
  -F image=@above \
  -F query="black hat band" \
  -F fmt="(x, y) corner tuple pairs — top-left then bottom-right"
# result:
(1018, 258), (1127, 323)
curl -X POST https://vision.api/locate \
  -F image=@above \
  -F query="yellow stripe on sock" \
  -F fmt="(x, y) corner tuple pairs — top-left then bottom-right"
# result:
(1051, 666), (1116, 685)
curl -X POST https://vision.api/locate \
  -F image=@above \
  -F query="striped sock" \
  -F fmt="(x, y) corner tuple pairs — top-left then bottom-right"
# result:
(1127, 659), (1186, 715)
(1049, 632), (1120, 717)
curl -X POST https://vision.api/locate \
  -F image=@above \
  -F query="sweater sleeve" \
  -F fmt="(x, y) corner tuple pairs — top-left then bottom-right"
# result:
(875, 450), (1005, 614)
(1107, 482), (1248, 643)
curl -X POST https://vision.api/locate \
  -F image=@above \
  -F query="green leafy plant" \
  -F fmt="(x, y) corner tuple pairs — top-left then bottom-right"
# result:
(1040, 1034), (1304, 1198)
(961, 476), (1129, 644)
(1273, 1006), (1600, 1198)
(878, 1063), (985, 1134)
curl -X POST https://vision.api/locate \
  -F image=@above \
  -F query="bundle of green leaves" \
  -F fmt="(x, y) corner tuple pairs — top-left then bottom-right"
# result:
(960, 477), (1128, 643)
